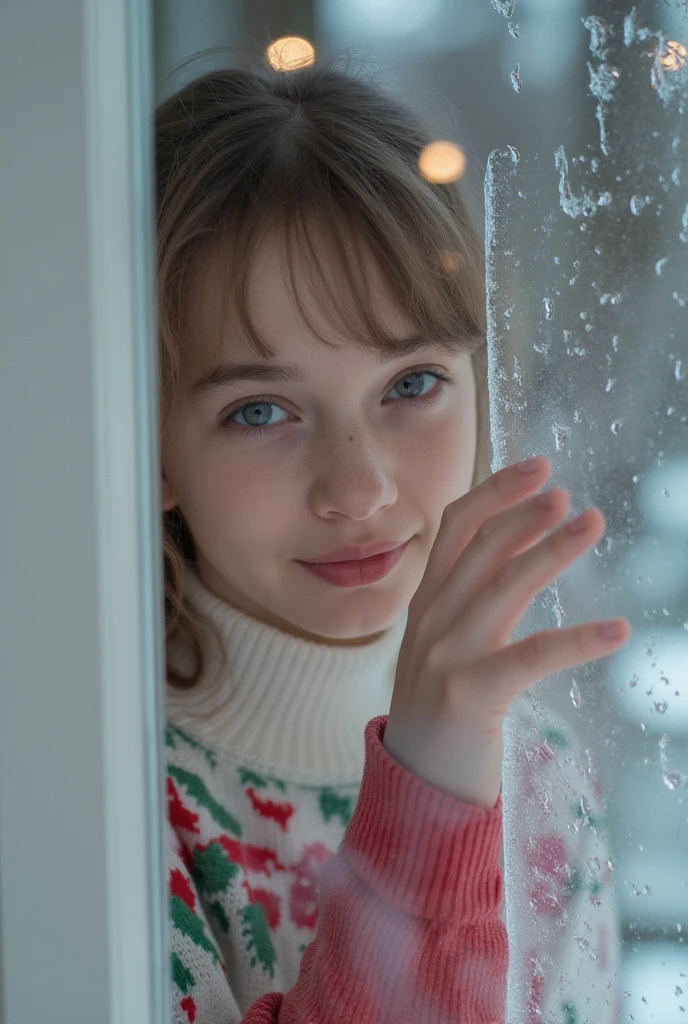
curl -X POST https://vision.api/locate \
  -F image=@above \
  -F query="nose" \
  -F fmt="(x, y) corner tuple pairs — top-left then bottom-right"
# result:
(307, 430), (399, 520)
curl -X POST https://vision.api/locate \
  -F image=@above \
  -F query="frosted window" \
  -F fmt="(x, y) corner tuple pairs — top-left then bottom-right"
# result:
(486, 4), (688, 1022)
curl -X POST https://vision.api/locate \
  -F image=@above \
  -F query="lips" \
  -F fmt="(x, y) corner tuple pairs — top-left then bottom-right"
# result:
(303, 540), (406, 564)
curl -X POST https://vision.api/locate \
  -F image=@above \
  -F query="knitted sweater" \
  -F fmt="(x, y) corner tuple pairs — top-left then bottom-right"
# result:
(166, 567), (621, 1024)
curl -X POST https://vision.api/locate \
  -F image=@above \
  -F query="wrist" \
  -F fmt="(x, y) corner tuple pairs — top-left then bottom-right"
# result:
(383, 716), (504, 809)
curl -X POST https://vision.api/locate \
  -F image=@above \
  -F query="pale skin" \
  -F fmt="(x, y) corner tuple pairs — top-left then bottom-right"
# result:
(161, 230), (478, 648)
(162, 228), (631, 808)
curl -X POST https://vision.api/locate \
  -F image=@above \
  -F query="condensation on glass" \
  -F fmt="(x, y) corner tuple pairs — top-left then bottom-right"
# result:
(486, 3), (687, 1022)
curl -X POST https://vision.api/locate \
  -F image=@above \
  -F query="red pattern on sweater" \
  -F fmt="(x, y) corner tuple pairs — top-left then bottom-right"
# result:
(168, 776), (201, 834)
(217, 835), (286, 875)
(171, 866), (196, 912)
(242, 878), (282, 930)
(245, 787), (295, 831)
(239, 716), (506, 1021)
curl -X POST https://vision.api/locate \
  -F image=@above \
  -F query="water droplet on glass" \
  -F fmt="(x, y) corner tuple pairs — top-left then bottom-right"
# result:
(506, 144), (520, 165)
(553, 423), (570, 450)
(653, 700), (668, 713)
(655, 256), (669, 275)
(507, 21), (520, 39)
(672, 167), (681, 186)
(664, 772), (681, 790)
(675, 359), (686, 381)
(597, 191), (613, 206)
(543, 297), (555, 319)
(611, 419), (624, 434)
(570, 679), (581, 707)
(491, 0), (516, 16)
(511, 64), (522, 93)
(629, 674), (639, 687)
(630, 194), (649, 215)
(680, 202), (688, 242)
(583, 15), (612, 59)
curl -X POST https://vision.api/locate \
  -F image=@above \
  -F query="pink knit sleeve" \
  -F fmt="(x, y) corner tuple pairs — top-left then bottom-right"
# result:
(243, 714), (508, 1024)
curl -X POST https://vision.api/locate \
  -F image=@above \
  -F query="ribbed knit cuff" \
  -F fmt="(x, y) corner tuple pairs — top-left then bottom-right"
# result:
(341, 715), (504, 923)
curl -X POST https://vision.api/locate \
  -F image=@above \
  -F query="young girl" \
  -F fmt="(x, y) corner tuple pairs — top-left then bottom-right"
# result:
(158, 50), (630, 1024)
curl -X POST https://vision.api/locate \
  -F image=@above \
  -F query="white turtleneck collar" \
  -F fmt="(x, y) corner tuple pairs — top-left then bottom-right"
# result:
(165, 565), (409, 785)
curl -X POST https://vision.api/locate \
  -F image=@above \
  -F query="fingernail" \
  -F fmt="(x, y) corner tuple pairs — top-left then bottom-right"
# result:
(517, 456), (541, 473)
(599, 620), (625, 640)
(566, 512), (589, 534)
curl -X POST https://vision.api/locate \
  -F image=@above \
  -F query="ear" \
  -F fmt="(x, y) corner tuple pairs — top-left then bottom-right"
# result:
(161, 472), (178, 513)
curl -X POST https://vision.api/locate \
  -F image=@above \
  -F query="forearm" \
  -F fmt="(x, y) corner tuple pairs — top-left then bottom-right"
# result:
(269, 716), (508, 1023)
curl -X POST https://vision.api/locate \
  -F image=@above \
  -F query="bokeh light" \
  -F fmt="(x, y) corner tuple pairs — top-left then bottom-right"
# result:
(266, 36), (315, 72)
(659, 40), (686, 72)
(418, 140), (466, 184)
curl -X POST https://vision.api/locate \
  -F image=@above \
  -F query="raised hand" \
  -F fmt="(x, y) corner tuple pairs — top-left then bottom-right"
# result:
(383, 454), (631, 808)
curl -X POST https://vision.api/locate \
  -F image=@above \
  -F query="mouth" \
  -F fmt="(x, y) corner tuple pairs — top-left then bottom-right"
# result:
(295, 540), (410, 588)
(301, 540), (408, 564)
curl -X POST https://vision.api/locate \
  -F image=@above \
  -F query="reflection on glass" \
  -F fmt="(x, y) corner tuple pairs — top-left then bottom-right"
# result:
(486, 4), (688, 1022)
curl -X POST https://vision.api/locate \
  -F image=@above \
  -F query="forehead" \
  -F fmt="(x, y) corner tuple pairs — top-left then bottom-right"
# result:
(183, 223), (414, 376)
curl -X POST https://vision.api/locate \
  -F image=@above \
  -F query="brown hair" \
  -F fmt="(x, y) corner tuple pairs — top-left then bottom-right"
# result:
(157, 48), (492, 689)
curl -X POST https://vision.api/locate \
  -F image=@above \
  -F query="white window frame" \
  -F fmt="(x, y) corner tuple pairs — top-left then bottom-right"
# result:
(0, 2), (168, 1022)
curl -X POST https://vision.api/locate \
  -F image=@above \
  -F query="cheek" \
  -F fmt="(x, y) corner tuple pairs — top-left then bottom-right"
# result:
(405, 417), (475, 552)
(190, 458), (295, 550)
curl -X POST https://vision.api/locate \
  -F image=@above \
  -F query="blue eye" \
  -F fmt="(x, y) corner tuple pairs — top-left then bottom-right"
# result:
(219, 367), (454, 438)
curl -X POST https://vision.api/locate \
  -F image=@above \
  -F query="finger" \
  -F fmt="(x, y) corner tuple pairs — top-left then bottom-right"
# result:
(461, 617), (632, 737)
(455, 506), (607, 661)
(409, 455), (553, 622)
(426, 487), (571, 642)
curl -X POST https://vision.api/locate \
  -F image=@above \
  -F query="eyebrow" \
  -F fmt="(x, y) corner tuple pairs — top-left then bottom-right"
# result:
(189, 335), (478, 400)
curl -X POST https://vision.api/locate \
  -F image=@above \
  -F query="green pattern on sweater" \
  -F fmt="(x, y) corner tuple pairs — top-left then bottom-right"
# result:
(171, 893), (220, 964)
(319, 786), (354, 826)
(166, 723), (219, 770)
(171, 951), (195, 994)
(208, 900), (230, 932)
(193, 840), (240, 896)
(168, 764), (242, 834)
(241, 902), (277, 980)
(542, 726), (568, 749)
(238, 766), (287, 792)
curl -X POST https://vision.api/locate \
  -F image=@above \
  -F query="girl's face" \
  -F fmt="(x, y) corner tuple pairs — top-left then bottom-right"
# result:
(161, 230), (477, 647)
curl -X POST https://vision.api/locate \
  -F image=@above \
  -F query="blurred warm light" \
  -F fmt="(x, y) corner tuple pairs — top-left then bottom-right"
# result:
(439, 251), (464, 273)
(266, 36), (315, 72)
(659, 40), (686, 71)
(418, 141), (466, 184)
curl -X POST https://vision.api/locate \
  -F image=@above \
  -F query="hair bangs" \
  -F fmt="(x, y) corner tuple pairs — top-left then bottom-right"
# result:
(199, 194), (486, 371)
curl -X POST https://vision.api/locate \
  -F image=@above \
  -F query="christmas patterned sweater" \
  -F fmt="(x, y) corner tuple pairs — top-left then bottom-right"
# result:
(166, 567), (621, 1024)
